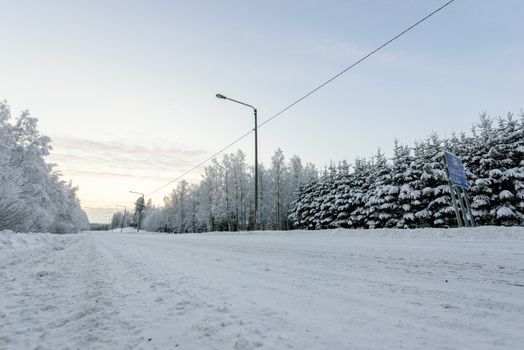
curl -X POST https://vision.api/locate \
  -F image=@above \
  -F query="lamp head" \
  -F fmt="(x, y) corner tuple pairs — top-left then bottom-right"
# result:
(216, 93), (226, 99)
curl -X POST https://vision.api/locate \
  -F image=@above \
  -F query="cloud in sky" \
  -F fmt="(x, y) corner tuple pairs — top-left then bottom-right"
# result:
(47, 136), (209, 222)
(57, 170), (176, 182)
(49, 136), (208, 175)
(80, 205), (125, 225)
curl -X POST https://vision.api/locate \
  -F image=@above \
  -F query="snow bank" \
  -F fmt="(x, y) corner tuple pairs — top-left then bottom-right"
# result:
(196, 226), (524, 240)
(0, 230), (54, 251)
(110, 226), (524, 240)
(0, 230), (80, 264)
(326, 226), (524, 240)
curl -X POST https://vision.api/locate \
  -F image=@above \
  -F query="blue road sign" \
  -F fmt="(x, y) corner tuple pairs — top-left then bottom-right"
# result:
(443, 151), (469, 189)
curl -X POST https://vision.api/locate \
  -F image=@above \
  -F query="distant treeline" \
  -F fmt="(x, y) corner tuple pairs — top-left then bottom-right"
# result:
(90, 223), (110, 231)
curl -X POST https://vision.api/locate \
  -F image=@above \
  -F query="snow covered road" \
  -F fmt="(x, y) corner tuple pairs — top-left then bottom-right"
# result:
(1, 228), (524, 349)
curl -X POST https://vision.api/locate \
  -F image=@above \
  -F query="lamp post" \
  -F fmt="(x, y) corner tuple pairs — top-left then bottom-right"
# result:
(129, 191), (145, 232)
(115, 205), (127, 233)
(216, 93), (258, 229)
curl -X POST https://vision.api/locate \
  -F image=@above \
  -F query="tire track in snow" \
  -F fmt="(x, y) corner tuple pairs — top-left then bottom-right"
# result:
(91, 232), (524, 349)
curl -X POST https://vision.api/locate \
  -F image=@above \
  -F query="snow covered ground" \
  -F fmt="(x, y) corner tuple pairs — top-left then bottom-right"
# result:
(1, 227), (524, 350)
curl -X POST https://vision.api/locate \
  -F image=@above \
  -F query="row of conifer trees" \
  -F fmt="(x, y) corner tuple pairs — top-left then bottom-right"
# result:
(289, 112), (524, 229)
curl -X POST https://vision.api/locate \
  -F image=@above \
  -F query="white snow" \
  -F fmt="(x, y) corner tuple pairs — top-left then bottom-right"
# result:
(496, 206), (515, 218)
(499, 190), (514, 200)
(1, 227), (524, 349)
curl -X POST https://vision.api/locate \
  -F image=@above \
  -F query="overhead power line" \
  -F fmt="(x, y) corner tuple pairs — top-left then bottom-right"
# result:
(258, 0), (455, 128)
(146, 0), (456, 197)
(147, 129), (254, 196)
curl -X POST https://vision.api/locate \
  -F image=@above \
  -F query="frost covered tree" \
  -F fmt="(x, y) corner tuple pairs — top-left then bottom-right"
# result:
(332, 161), (352, 228)
(141, 206), (163, 232)
(486, 115), (523, 225)
(270, 148), (288, 230)
(468, 114), (497, 224)
(257, 163), (271, 230)
(0, 100), (89, 233)
(512, 112), (524, 220)
(348, 158), (373, 228)
(391, 141), (417, 228)
(366, 149), (396, 228)
(417, 134), (454, 227)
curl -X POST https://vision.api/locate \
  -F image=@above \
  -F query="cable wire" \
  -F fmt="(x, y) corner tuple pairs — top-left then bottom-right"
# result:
(258, 0), (455, 128)
(146, 0), (455, 197)
(147, 129), (254, 196)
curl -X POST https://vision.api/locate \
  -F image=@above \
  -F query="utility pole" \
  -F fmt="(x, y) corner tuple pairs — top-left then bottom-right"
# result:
(216, 93), (259, 229)
(254, 108), (258, 229)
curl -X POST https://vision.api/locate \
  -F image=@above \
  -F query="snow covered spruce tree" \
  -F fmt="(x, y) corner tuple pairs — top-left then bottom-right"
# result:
(417, 134), (455, 227)
(0, 100), (89, 233)
(312, 164), (337, 229)
(512, 113), (524, 220)
(332, 161), (353, 228)
(484, 115), (524, 225)
(347, 158), (373, 228)
(467, 114), (497, 225)
(365, 149), (397, 228)
(391, 140), (417, 228)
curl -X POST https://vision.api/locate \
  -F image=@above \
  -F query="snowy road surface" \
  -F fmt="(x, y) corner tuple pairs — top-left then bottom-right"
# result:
(1, 228), (524, 349)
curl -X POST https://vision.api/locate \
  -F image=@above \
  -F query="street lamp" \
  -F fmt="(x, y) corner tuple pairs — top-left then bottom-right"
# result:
(129, 191), (145, 232)
(115, 205), (127, 233)
(216, 93), (258, 229)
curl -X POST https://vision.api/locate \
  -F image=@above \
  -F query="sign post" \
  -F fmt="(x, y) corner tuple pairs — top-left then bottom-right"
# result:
(443, 151), (475, 227)
(462, 190), (475, 227)
(445, 168), (464, 227)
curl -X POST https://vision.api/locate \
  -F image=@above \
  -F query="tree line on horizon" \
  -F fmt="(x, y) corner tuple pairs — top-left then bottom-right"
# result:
(120, 111), (523, 233)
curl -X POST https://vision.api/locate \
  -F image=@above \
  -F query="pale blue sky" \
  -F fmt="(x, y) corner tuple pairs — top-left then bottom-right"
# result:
(1, 0), (522, 221)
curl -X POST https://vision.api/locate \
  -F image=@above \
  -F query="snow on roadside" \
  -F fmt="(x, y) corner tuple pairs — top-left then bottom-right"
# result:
(0, 230), (53, 254)
(312, 225), (524, 240)
(0, 230), (81, 265)
(192, 225), (524, 240)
